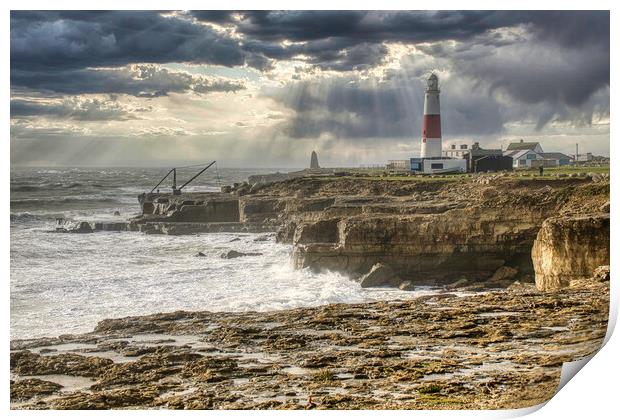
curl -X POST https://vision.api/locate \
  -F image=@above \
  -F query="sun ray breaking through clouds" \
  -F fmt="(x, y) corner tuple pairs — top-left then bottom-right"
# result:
(10, 10), (609, 167)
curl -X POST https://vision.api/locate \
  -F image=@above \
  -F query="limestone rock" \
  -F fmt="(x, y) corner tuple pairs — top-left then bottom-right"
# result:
(11, 378), (62, 402)
(532, 214), (610, 291)
(600, 201), (610, 213)
(593, 265), (610, 282)
(293, 208), (530, 286)
(591, 173), (603, 183)
(489, 266), (518, 283)
(446, 278), (470, 289)
(398, 281), (415, 291)
(73, 221), (94, 233)
(359, 263), (402, 288)
(220, 250), (262, 259)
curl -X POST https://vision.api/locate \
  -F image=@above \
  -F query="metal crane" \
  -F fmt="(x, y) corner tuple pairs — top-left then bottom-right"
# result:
(150, 161), (217, 195)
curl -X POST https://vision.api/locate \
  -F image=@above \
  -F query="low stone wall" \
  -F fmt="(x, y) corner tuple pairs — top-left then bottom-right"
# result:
(168, 200), (239, 223)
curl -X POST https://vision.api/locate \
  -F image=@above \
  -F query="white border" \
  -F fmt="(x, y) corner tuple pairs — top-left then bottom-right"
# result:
(3, 1), (617, 418)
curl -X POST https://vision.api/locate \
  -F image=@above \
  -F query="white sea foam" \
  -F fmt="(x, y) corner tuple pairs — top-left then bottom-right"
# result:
(10, 167), (435, 340)
(10, 228), (435, 340)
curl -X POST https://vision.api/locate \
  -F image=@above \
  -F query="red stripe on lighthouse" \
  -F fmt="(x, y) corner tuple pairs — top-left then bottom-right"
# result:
(422, 114), (441, 139)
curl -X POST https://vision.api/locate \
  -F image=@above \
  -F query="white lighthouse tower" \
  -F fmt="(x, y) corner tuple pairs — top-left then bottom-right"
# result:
(420, 73), (442, 158)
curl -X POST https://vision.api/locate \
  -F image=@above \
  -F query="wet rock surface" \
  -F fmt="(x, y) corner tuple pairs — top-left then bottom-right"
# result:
(220, 250), (263, 259)
(359, 263), (402, 288)
(11, 281), (608, 410)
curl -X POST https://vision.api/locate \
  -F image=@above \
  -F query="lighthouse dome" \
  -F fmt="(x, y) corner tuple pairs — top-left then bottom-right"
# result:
(426, 73), (439, 90)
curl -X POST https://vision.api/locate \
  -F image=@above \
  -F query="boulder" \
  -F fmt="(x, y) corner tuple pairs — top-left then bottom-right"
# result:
(532, 214), (610, 291)
(195, 252), (206, 257)
(591, 173), (603, 183)
(398, 281), (415, 291)
(446, 278), (470, 289)
(592, 265), (610, 282)
(359, 263), (402, 288)
(249, 183), (264, 194)
(220, 250), (262, 259)
(72, 221), (93, 234)
(489, 266), (518, 283)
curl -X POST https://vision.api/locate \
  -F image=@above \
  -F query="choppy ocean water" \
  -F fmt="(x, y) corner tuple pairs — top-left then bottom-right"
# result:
(10, 167), (432, 340)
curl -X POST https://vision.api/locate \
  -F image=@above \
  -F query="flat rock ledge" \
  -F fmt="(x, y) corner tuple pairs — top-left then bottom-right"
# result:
(11, 281), (608, 410)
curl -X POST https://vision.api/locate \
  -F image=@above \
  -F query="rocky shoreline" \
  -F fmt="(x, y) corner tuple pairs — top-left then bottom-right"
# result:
(79, 173), (609, 291)
(14, 172), (610, 409)
(10, 277), (609, 409)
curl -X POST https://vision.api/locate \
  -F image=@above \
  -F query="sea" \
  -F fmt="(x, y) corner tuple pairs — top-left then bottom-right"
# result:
(10, 167), (432, 340)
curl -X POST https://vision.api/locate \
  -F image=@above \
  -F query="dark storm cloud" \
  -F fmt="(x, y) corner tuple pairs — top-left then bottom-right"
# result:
(188, 10), (238, 24)
(517, 11), (609, 48)
(10, 10), (246, 71)
(10, 10), (610, 138)
(11, 10), (610, 90)
(198, 10), (512, 43)
(190, 10), (519, 72)
(12, 64), (245, 98)
(221, 10), (608, 48)
(269, 77), (504, 140)
(471, 46), (610, 108)
(192, 10), (610, 77)
(13, 10), (609, 79)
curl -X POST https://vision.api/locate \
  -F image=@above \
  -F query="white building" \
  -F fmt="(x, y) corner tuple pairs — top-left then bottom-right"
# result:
(504, 139), (543, 154)
(443, 142), (486, 158)
(573, 153), (593, 162)
(503, 140), (571, 168)
(420, 158), (467, 173)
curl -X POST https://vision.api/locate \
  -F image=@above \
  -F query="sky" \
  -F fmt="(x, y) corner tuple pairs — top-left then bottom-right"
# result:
(10, 10), (610, 167)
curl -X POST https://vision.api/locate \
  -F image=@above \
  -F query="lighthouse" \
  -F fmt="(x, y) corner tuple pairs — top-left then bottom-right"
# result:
(406, 72), (466, 174)
(420, 73), (442, 158)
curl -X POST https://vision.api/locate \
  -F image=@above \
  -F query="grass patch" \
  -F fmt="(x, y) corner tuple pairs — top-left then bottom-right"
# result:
(417, 383), (443, 394)
(517, 165), (609, 175)
(303, 164), (608, 183)
(309, 175), (467, 182)
(313, 368), (334, 382)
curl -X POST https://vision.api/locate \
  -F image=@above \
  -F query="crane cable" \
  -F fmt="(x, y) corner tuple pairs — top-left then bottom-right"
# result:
(215, 161), (222, 190)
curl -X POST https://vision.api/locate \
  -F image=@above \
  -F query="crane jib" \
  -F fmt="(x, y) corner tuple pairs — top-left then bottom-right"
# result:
(149, 161), (217, 195)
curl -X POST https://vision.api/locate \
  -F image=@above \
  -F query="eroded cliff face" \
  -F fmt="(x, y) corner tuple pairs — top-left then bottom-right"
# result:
(283, 178), (609, 287)
(126, 175), (609, 289)
(291, 206), (542, 285)
(532, 214), (610, 291)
